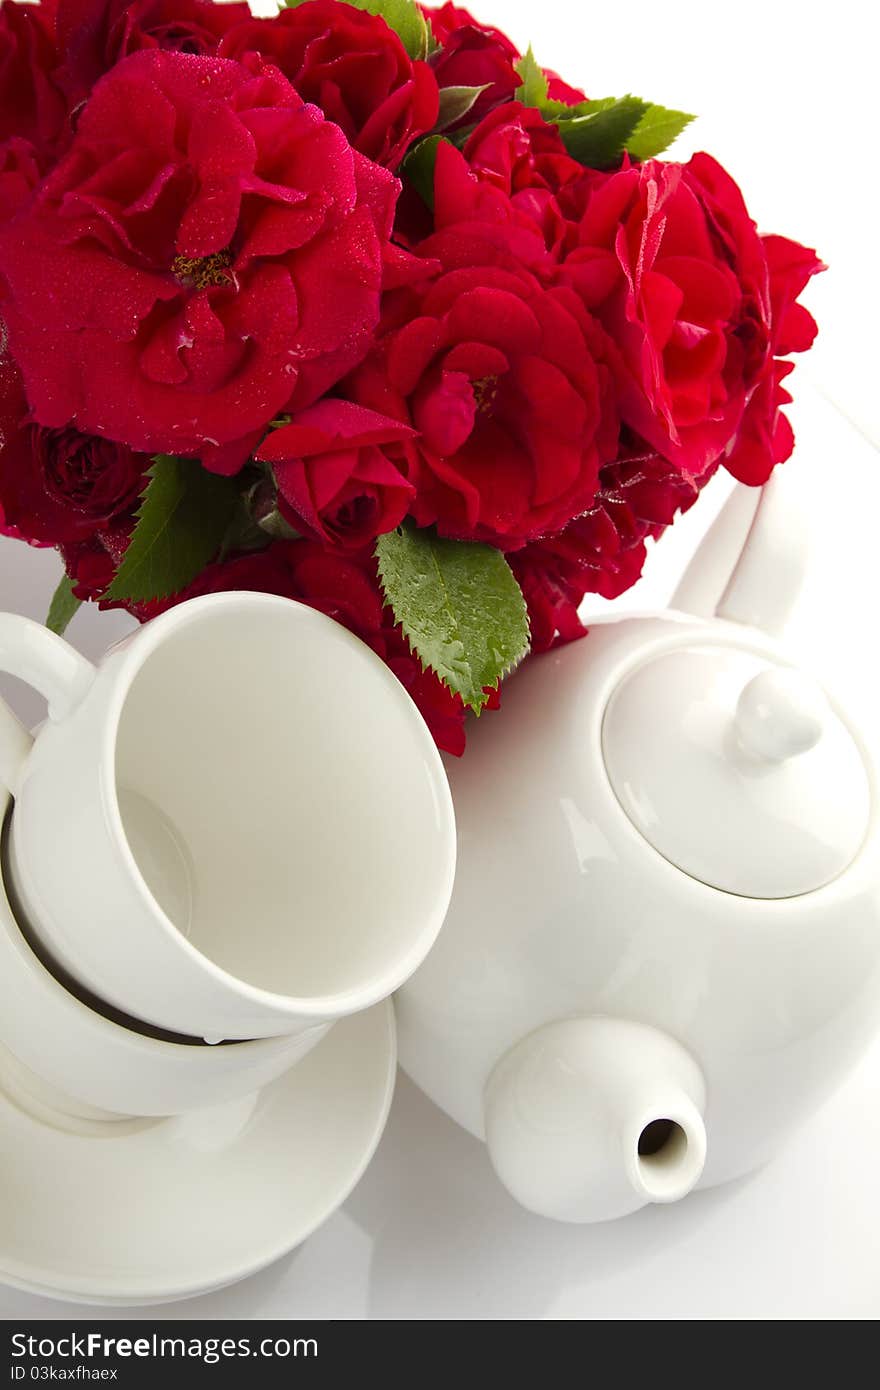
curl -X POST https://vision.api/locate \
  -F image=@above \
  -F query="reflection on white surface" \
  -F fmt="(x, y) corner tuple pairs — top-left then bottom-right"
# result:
(0, 1054), (878, 1320)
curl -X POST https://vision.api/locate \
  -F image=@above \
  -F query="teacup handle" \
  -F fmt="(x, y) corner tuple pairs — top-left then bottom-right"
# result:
(0, 614), (96, 793)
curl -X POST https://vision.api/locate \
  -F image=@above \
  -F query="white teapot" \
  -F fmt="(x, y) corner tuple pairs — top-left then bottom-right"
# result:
(396, 472), (878, 1223)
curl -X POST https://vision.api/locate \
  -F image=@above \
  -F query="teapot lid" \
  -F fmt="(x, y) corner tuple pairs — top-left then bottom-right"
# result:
(601, 643), (870, 899)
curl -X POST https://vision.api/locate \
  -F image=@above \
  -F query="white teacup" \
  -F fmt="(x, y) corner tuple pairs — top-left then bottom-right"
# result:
(0, 593), (455, 1041)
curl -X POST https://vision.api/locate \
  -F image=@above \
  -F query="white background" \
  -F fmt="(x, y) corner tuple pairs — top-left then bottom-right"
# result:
(0, 0), (878, 1320)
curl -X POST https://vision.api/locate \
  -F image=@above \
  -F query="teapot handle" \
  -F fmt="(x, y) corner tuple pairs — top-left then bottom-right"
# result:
(671, 469), (809, 640)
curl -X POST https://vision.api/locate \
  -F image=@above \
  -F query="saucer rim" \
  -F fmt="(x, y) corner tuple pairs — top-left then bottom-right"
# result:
(0, 999), (396, 1307)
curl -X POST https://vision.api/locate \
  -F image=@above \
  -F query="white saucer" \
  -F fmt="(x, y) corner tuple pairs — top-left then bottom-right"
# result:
(0, 1000), (395, 1305)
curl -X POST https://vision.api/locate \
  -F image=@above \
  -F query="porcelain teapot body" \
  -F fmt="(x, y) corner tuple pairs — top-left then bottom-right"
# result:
(396, 476), (880, 1222)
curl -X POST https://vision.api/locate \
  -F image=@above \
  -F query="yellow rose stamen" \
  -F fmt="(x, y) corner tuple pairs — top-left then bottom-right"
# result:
(171, 251), (234, 290)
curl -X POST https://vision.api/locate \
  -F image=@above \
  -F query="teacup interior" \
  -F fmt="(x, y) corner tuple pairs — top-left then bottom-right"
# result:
(113, 600), (451, 1003)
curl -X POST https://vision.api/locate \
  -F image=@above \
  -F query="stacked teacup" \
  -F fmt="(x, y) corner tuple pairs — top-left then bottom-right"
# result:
(0, 593), (455, 1299)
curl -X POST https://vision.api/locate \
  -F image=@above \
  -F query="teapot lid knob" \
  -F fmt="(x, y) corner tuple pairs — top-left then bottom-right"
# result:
(734, 668), (826, 762)
(601, 643), (870, 899)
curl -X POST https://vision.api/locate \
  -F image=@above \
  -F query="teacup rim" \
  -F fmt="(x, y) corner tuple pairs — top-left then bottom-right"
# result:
(98, 590), (457, 1023)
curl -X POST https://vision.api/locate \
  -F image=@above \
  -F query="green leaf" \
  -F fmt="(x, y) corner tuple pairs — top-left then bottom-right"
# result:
(432, 84), (489, 132)
(514, 46), (549, 107)
(542, 93), (614, 121)
(45, 573), (81, 636)
(104, 455), (239, 603)
(284, 0), (429, 60)
(515, 49), (600, 122)
(375, 523), (530, 713)
(555, 95), (649, 168)
(401, 134), (450, 209)
(626, 103), (695, 160)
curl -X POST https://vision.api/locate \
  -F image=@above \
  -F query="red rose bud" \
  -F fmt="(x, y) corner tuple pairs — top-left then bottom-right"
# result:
(55, 0), (252, 108)
(256, 400), (415, 550)
(0, 356), (147, 545)
(425, 3), (520, 124)
(0, 50), (401, 472)
(423, 5), (585, 123)
(220, 1), (439, 170)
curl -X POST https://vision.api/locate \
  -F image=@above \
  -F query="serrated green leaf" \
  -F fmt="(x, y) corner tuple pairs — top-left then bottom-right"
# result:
(45, 573), (81, 636)
(512, 57), (694, 167)
(541, 93), (616, 121)
(432, 84), (489, 132)
(514, 46), (549, 107)
(284, 0), (429, 59)
(104, 455), (238, 603)
(376, 523), (530, 713)
(626, 103), (695, 160)
(556, 95), (649, 168)
(401, 134), (450, 209)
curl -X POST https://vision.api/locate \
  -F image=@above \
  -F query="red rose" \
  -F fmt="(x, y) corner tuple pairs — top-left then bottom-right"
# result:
(219, 2), (439, 170)
(510, 446), (713, 650)
(559, 154), (823, 483)
(55, 0), (252, 108)
(425, 3), (519, 123)
(348, 141), (618, 549)
(424, 5), (584, 123)
(0, 356), (146, 545)
(256, 399), (415, 549)
(724, 233), (823, 484)
(464, 102), (582, 197)
(462, 102), (583, 253)
(0, 50), (400, 473)
(0, 0), (66, 164)
(128, 538), (474, 753)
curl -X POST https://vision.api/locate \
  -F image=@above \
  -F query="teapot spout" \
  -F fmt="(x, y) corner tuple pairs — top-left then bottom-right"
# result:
(483, 1018), (707, 1223)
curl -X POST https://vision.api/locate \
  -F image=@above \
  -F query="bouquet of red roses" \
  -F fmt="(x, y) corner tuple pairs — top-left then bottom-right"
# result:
(0, 0), (822, 753)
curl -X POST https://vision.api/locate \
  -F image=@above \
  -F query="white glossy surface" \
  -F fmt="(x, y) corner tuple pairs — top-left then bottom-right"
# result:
(0, 399), (874, 1320)
(735, 667), (827, 761)
(0, 390), (876, 1317)
(0, 594), (455, 1041)
(0, 408), (873, 1312)
(714, 472), (813, 640)
(1, 0), (875, 1314)
(397, 609), (880, 1201)
(602, 643), (869, 897)
(0, 1000), (396, 1304)
(0, 794), (324, 1117)
(484, 1018), (707, 1222)
(396, 373), (880, 1224)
